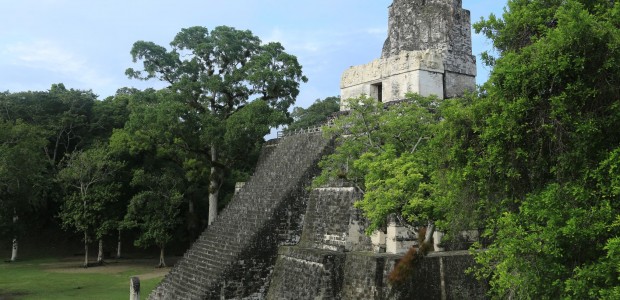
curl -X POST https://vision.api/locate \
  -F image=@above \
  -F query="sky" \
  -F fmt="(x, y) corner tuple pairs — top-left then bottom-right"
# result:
(1, 0), (505, 110)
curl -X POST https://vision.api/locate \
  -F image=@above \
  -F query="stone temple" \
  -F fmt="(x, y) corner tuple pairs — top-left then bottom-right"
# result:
(340, 0), (476, 109)
(148, 1), (484, 299)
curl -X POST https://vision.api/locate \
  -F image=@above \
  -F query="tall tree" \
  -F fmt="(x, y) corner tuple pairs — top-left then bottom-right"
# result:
(58, 145), (123, 267)
(126, 25), (307, 225)
(0, 120), (47, 261)
(124, 168), (184, 268)
(110, 89), (204, 242)
(439, 1), (620, 297)
(90, 89), (132, 257)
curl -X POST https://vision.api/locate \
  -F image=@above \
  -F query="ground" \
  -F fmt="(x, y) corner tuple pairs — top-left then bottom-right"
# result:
(0, 255), (178, 299)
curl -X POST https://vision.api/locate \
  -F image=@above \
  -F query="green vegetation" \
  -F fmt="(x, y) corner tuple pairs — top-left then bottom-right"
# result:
(58, 144), (124, 268)
(0, 25), (306, 268)
(0, 120), (48, 262)
(287, 96), (340, 131)
(0, 257), (165, 299)
(126, 25), (307, 226)
(318, 0), (620, 298)
(315, 94), (440, 234)
(468, 1), (620, 298)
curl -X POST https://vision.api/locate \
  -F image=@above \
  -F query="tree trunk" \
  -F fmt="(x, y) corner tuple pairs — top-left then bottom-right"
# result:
(424, 222), (435, 245)
(208, 145), (220, 226)
(116, 229), (122, 258)
(82, 196), (89, 268)
(158, 247), (166, 268)
(418, 221), (435, 256)
(188, 199), (197, 242)
(208, 186), (218, 225)
(97, 239), (104, 265)
(11, 238), (18, 262)
(10, 210), (18, 262)
(83, 231), (89, 268)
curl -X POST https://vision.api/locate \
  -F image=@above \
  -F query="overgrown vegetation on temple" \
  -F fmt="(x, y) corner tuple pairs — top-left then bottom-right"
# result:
(318, 0), (620, 298)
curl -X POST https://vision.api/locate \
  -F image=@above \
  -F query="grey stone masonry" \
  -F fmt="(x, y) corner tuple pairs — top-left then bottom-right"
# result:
(340, 0), (476, 107)
(267, 247), (346, 300)
(299, 187), (373, 252)
(267, 183), (487, 299)
(148, 133), (332, 300)
(381, 0), (476, 77)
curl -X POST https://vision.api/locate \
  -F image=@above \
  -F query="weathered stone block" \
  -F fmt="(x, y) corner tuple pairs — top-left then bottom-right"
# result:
(300, 187), (372, 252)
(444, 71), (476, 98)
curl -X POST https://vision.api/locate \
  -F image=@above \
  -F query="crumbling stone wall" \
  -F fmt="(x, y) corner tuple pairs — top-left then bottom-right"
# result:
(267, 247), (346, 300)
(267, 183), (487, 300)
(382, 0), (474, 69)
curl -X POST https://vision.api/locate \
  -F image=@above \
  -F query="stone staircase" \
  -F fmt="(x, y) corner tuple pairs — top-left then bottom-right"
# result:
(149, 133), (332, 300)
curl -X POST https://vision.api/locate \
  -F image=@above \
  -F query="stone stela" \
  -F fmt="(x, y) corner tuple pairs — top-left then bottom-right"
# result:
(340, 0), (476, 110)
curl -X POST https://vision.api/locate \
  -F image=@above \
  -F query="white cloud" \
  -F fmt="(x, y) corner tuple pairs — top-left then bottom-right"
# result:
(265, 24), (386, 56)
(2, 39), (113, 90)
(264, 28), (320, 53)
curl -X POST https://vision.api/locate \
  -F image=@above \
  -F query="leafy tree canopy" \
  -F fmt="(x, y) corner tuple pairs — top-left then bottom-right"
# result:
(456, 1), (620, 297)
(0, 120), (48, 240)
(315, 94), (441, 233)
(287, 96), (340, 131)
(126, 25), (308, 225)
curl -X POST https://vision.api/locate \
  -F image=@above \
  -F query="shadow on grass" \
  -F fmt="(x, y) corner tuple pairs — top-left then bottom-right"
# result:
(0, 290), (30, 300)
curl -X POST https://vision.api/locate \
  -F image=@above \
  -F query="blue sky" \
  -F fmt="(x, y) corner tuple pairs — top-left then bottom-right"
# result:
(1, 0), (505, 109)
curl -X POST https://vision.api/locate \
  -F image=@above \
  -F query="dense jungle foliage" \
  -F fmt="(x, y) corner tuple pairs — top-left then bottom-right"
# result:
(0, 25), (308, 267)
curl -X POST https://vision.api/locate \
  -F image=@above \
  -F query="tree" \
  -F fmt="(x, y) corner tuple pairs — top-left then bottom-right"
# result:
(0, 120), (47, 261)
(314, 94), (453, 289)
(0, 85), (96, 169)
(90, 89), (132, 258)
(315, 93), (441, 239)
(124, 168), (184, 268)
(110, 88), (206, 243)
(1, 85), (132, 261)
(287, 96), (340, 131)
(90, 92), (130, 144)
(126, 26), (307, 225)
(439, 1), (620, 297)
(58, 144), (123, 267)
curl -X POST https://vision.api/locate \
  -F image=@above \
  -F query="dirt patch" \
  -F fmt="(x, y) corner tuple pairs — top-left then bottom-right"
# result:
(41, 256), (178, 279)
(136, 267), (171, 280)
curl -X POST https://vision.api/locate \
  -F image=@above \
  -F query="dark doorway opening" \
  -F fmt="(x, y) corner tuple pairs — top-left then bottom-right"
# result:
(371, 82), (383, 102)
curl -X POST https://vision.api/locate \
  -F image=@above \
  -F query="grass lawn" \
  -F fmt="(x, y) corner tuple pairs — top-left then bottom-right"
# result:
(0, 256), (176, 299)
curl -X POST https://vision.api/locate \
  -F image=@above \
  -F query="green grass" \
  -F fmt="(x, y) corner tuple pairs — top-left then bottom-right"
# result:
(0, 257), (168, 299)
